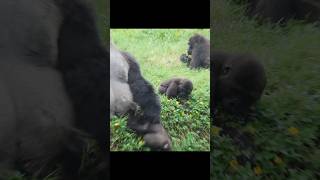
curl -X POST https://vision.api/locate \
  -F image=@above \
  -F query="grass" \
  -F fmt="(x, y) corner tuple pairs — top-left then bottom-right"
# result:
(110, 29), (210, 151)
(211, 0), (320, 179)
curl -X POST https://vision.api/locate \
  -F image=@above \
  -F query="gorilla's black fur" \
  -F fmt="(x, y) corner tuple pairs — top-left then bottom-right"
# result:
(119, 52), (172, 151)
(159, 78), (193, 99)
(121, 52), (162, 127)
(236, 0), (320, 23)
(57, 0), (108, 152)
(181, 34), (210, 69)
(0, 0), (108, 179)
(212, 50), (267, 115)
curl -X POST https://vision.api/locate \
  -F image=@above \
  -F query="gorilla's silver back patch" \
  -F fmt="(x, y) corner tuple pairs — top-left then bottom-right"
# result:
(110, 43), (134, 117)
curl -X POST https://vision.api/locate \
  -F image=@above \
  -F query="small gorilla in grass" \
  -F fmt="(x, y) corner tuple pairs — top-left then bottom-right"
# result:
(110, 43), (171, 151)
(180, 34), (210, 69)
(212, 50), (267, 115)
(159, 78), (193, 99)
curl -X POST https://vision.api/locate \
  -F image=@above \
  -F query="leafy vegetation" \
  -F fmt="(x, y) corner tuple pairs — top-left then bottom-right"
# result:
(211, 0), (320, 179)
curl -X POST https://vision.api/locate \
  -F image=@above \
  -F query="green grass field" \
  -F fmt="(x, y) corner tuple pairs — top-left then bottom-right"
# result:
(211, 0), (320, 179)
(110, 29), (210, 151)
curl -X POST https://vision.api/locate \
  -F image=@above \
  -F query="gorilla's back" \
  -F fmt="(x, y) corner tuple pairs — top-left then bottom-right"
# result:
(0, 59), (75, 170)
(0, 0), (74, 171)
(0, 0), (61, 66)
(110, 43), (134, 117)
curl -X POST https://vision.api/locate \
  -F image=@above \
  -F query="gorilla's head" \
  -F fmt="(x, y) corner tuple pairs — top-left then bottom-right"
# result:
(213, 52), (267, 114)
(187, 34), (208, 55)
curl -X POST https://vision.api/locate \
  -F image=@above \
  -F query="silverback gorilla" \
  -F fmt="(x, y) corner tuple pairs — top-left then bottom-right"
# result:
(0, 0), (108, 179)
(159, 78), (193, 99)
(237, 0), (320, 23)
(180, 34), (210, 69)
(212, 50), (267, 114)
(110, 43), (172, 151)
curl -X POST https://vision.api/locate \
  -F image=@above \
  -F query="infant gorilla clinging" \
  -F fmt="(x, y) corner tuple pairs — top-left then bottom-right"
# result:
(212, 50), (267, 115)
(110, 43), (171, 151)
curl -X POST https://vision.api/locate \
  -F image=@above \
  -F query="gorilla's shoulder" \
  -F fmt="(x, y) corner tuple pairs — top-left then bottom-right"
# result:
(120, 51), (142, 76)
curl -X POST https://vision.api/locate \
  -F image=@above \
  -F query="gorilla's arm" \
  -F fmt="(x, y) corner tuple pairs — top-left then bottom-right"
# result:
(190, 52), (202, 69)
(121, 52), (161, 130)
(199, 44), (211, 68)
(166, 81), (178, 98)
(119, 52), (172, 150)
(56, 1), (108, 150)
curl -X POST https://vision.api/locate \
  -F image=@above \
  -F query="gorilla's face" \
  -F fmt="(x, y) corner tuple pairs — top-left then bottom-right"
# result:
(216, 54), (266, 114)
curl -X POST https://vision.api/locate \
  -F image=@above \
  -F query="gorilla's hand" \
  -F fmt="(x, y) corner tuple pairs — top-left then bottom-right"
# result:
(180, 54), (191, 64)
(143, 123), (172, 151)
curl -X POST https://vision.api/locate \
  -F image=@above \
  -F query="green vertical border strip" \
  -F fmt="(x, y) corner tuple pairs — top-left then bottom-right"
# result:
(94, 0), (109, 45)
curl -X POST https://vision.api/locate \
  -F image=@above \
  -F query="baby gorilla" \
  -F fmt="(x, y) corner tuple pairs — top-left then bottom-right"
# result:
(159, 78), (193, 99)
(180, 34), (210, 69)
(212, 50), (267, 115)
